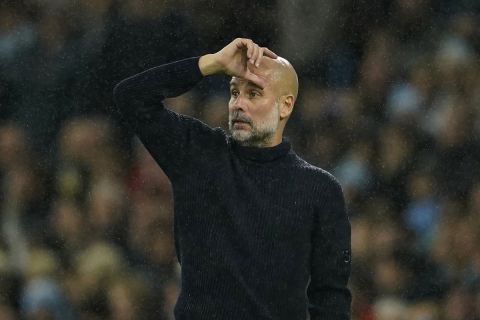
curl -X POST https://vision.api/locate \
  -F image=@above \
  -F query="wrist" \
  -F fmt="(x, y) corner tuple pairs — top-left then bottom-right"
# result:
(198, 54), (222, 76)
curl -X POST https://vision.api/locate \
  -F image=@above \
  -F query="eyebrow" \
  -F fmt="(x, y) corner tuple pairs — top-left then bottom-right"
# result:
(229, 80), (264, 91)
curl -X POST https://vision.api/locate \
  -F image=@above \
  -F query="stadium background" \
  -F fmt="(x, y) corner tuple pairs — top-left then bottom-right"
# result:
(1, 0), (480, 319)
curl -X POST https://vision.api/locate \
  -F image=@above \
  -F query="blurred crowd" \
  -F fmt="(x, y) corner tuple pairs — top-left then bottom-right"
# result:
(1, 0), (480, 319)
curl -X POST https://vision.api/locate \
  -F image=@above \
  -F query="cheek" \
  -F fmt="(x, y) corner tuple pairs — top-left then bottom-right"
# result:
(228, 98), (239, 111)
(227, 103), (234, 116)
(255, 101), (276, 117)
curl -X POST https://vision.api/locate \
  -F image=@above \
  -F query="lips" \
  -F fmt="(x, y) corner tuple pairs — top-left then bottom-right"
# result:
(233, 120), (249, 125)
(232, 120), (251, 129)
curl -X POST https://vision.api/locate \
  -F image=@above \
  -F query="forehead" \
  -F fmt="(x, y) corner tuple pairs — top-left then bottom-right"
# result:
(230, 77), (254, 85)
(229, 77), (272, 91)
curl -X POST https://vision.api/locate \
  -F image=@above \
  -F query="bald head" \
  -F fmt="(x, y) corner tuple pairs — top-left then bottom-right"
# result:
(258, 56), (299, 102)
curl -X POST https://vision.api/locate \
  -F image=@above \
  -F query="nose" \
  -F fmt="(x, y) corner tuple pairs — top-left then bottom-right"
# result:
(230, 95), (247, 113)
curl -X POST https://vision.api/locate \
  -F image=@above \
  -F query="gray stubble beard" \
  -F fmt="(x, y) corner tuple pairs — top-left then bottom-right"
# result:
(228, 101), (280, 147)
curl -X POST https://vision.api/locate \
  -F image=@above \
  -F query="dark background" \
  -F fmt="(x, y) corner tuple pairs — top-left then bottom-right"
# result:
(1, 0), (480, 319)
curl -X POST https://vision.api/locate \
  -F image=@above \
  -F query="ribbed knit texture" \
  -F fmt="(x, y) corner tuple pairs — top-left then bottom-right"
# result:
(112, 57), (351, 320)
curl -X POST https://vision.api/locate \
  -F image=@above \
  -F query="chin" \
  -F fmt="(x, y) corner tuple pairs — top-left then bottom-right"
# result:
(231, 131), (251, 142)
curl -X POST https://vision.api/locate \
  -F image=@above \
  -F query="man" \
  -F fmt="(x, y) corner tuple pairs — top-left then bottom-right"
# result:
(113, 38), (351, 319)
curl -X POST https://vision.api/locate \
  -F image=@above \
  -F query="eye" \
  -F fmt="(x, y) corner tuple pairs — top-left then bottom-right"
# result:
(249, 90), (260, 98)
(230, 89), (239, 98)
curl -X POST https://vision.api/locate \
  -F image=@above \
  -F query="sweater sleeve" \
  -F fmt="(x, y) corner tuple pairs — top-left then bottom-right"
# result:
(112, 57), (222, 180)
(307, 176), (352, 320)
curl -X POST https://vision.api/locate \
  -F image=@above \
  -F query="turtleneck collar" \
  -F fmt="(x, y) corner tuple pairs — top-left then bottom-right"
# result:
(230, 137), (291, 163)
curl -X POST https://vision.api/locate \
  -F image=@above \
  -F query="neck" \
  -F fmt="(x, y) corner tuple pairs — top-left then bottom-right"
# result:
(264, 131), (283, 147)
(231, 137), (291, 163)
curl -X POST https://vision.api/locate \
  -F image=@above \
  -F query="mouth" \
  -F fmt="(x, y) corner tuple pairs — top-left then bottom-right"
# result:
(232, 120), (251, 129)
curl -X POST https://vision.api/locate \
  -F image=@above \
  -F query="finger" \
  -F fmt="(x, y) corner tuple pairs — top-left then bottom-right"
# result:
(262, 47), (278, 59)
(250, 44), (259, 65)
(246, 40), (254, 59)
(255, 47), (264, 67)
(234, 38), (246, 50)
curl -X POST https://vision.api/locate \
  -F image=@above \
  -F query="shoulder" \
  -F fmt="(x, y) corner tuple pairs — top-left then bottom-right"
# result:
(295, 157), (349, 234)
(290, 154), (343, 193)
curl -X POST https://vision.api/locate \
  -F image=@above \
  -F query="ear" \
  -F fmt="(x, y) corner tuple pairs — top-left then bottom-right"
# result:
(279, 95), (294, 120)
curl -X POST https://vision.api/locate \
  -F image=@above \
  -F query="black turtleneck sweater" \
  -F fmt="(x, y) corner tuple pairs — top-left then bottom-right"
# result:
(112, 57), (351, 320)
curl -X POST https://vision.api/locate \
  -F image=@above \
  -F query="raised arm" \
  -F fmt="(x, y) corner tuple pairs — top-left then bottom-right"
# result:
(113, 37), (277, 111)
(111, 39), (276, 180)
(112, 56), (210, 180)
(308, 177), (352, 319)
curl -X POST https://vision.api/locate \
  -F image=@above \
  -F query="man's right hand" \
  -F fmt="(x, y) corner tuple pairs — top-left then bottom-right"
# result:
(198, 38), (277, 88)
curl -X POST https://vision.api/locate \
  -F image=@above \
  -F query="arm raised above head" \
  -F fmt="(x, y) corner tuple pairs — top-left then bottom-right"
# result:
(111, 57), (220, 181)
(110, 39), (278, 180)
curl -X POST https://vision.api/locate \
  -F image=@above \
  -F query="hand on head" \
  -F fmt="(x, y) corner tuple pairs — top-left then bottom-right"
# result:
(198, 38), (278, 89)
